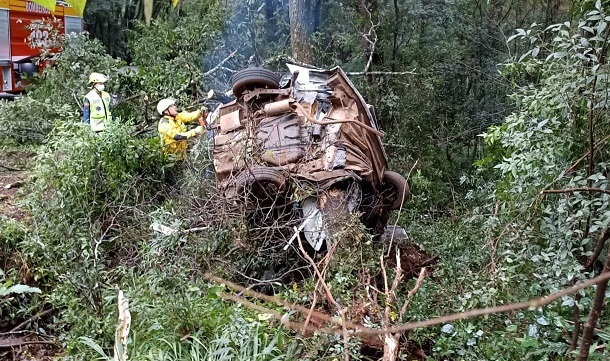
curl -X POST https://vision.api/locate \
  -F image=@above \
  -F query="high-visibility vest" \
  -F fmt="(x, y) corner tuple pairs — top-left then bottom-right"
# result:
(85, 89), (112, 132)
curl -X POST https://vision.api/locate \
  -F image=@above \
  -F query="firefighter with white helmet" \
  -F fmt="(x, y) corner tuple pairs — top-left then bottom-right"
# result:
(157, 98), (206, 159)
(83, 72), (112, 132)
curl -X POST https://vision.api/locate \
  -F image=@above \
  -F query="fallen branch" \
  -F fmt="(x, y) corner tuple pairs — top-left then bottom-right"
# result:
(399, 267), (427, 319)
(296, 231), (349, 361)
(205, 273), (363, 331)
(359, 269), (610, 336)
(182, 226), (211, 234)
(540, 188), (610, 196)
(218, 292), (324, 334)
(9, 308), (54, 333)
(381, 249), (402, 361)
(0, 338), (56, 348)
(203, 50), (237, 78)
(345, 70), (416, 76)
(113, 289), (131, 361)
(211, 268), (610, 340)
(0, 164), (24, 172)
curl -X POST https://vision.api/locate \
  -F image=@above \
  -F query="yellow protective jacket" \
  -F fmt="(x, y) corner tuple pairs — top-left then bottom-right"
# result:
(84, 89), (112, 132)
(158, 109), (202, 159)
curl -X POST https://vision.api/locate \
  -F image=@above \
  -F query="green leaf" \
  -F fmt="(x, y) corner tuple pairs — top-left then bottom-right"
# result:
(78, 337), (111, 360)
(1, 284), (41, 296)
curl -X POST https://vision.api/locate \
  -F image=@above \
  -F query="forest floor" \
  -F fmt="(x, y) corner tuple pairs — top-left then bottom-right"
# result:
(0, 170), (28, 221)
(0, 147), (31, 220)
(0, 148), (56, 361)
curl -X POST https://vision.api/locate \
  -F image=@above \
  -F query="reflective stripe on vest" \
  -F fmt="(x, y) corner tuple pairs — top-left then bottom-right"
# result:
(85, 90), (112, 132)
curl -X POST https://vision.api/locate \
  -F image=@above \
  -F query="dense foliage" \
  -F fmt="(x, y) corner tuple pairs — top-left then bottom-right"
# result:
(3, 0), (610, 360)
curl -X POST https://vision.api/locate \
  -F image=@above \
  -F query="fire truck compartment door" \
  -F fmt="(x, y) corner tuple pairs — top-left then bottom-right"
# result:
(0, 9), (9, 61)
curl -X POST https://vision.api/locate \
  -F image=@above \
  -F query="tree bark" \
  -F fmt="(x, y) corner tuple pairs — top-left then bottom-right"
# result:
(289, 0), (314, 63)
(577, 244), (610, 361)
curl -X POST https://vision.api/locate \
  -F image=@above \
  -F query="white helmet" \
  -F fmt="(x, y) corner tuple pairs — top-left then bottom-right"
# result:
(157, 98), (176, 115)
(88, 72), (108, 83)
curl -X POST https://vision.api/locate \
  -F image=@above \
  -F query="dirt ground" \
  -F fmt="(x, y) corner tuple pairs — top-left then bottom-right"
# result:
(0, 147), (35, 221)
(0, 150), (57, 361)
(0, 170), (29, 221)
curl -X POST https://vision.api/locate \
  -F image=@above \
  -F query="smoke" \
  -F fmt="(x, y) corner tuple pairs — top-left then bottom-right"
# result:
(201, 0), (291, 89)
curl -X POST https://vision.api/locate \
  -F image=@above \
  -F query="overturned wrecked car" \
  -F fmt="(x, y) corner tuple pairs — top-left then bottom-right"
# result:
(210, 64), (409, 251)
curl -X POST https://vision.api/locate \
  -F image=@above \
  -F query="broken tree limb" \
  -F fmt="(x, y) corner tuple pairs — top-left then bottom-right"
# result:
(578, 244), (610, 361)
(380, 249), (402, 361)
(296, 231), (349, 361)
(283, 208), (319, 250)
(345, 70), (417, 76)
(399, 267), (427, 319)
(540, 187), (610, 196)
(9, 308), (54, 333)
(217, 292), (324, 335)
(0, 338), (56, 348)
(205, 273), (363, 331)
(113, 289), (131, 361)
(0, 164), (24, 172)
(361, 269), (610, 336)
(202, 50), (237, 78)
(210, 267), (610, 341)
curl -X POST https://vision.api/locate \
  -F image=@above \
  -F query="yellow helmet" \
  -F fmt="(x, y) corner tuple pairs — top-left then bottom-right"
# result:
(157, 98), (176, 115)
(88, 72), (108, 83)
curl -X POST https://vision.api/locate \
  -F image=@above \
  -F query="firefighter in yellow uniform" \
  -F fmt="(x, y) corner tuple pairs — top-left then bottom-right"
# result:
(156, 98), (206, 159)
(83, 72), (112, 132)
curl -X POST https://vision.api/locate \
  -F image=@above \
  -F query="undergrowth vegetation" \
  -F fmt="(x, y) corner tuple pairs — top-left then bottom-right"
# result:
(3, 0), (610, 360)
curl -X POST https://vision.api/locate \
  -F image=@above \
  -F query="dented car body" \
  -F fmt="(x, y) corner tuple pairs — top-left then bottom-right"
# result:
(211, 64), (408, 250)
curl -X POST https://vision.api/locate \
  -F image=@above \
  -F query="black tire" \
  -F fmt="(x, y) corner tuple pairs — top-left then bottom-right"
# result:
(381, 171), (410, 211)
(231, 68), (280, 98)
(235, 166), (287, 201)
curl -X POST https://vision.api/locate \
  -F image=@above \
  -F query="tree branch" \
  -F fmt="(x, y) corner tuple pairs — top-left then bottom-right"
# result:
(584, 228), (610, 270)
(202, 50), (238, 78)
(345, 70), (417, 76)
(296, 231), (349, 361)
(540, 188), (610, 196)
(361, 270), (610, 336)
(9, 308), (54, 333)
(212, 268), (610, 340)
(578, 244), (610, 361)
(0, 339), (56, 348)
(399, 267), (427, 319)
(566, 133), (610, 174)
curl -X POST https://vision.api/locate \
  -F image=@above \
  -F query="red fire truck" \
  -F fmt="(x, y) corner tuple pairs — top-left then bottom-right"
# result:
(0, 0), (83, 98)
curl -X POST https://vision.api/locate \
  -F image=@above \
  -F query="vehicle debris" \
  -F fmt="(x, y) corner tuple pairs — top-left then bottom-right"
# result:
(210, 64), (410, 251)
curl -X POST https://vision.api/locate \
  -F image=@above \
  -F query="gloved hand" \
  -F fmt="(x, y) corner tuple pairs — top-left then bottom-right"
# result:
(194, 125), (205, 136)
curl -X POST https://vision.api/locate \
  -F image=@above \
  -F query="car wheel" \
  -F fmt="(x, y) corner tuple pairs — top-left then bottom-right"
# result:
(231, 68), (280, 98)
(235, 167), (287, 203)
(381, 171), (410, 211)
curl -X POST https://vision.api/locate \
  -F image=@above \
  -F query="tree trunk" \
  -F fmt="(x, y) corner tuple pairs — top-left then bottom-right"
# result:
(143, 0), (153, 26)
(382, 333), (400, 361)
(289, 0), (313, 63)
(577, 244), (610, 361)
